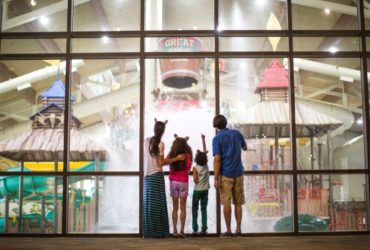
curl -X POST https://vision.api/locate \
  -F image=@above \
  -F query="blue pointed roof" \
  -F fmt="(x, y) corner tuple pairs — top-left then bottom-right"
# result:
(41, 78), (75, 101)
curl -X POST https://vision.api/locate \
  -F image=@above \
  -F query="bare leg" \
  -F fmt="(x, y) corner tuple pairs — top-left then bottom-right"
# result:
(223, 203), (232, 233)
(235, 205), (242, 233)
(180, 197), (187, 235)
(172, 197), (179, 234)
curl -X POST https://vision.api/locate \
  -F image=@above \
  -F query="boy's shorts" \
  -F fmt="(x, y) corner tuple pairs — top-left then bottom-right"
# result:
(220, 175), (245, 206)
(170, 180), (189, 197)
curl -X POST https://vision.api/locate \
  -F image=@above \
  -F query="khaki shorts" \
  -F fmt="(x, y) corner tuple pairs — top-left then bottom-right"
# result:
(220, 175), (245, 206)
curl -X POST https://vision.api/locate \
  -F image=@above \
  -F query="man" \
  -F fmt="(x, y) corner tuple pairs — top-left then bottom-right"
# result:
(212, 114), (247, 237)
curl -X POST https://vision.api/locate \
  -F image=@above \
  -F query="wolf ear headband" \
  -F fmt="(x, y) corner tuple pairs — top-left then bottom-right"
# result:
(154, 118), (168, 124)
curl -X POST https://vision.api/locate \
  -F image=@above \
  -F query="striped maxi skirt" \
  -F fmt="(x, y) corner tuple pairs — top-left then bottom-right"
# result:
(143, 172), (170, 238)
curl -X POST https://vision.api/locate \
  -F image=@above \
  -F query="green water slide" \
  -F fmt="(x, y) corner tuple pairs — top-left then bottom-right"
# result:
(0, 161), (102, 233)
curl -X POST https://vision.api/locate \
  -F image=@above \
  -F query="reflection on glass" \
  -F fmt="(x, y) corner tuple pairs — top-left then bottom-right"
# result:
(219, 0), (288, 30)
(220, 37), (288, 52)
(145, 0), (213, 30)
(145, 56), (215, 170)
(220, 58), (292, 171)
(221, 175), (292, 233)
(73, 0), (140, 31)
(298, 174), (367, 232)
(292, 0), (358, 30)
(145, 37), (215, 52)
(2, 0), (67, 32)
(0, 60), (68, 172)
(0, 176), (62, 234)
(68, 176), (139, 233)
(1, 39), (66, 54)
(72, 38), (140, 53)
(70, 59), (140, 172)
(294, 58), (365, 170)
(293, 37), (359, 52)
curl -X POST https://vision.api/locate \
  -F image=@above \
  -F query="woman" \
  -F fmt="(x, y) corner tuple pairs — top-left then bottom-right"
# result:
(143, 119), (185, 238)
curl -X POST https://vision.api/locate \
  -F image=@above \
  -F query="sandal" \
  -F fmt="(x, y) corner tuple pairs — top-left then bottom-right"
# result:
(178, 233), (185, 238)
(221, 232), (233, 237)
(173, 233), (178, 238)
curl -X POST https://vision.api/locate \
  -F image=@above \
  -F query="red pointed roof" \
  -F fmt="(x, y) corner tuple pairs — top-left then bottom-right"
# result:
(255, 59), (289, 93)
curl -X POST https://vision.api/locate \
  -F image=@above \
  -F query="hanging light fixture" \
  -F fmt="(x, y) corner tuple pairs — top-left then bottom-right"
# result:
(30, 0), (37, 7)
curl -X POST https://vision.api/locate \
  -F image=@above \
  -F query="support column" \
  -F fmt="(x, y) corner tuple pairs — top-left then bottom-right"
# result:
(18, 161), (24, 233)
(94, 154), (100, 231)
(53, 160), (58, 233)
(317, 143), (323, 188)
(310, 132), (315, 188)
(41, 195), (46, 234)
(4, 195), (10, 233)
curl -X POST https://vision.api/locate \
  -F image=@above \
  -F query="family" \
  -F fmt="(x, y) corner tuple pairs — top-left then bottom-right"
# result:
(143, 114), (247, 238)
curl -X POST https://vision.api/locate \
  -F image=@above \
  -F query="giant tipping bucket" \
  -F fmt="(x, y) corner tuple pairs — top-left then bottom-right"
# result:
(158, 37), (202, 89)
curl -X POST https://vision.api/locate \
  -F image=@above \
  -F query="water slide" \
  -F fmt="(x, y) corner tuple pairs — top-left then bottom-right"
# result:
(0, 161), (102, 232)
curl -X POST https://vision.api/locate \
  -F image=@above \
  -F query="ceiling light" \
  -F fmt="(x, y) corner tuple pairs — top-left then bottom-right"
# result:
(329, 46), (337, 53)
(39, 16), (49, 25)
(102, 36), (110, 44)
(216, 26), (222, 32)
(324, 8), (330, 15)
(193, 26), (197, 30)
(30, 0), (37, 6)
(357, 118), (363, 125)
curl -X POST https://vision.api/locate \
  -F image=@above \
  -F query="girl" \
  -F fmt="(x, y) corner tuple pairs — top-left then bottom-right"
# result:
(143, 119), (185, 238)
(168, 134), (192, 238)
(192, 134), (210, 235)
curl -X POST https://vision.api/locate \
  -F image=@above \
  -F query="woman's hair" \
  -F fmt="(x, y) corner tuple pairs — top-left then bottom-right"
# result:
(195, 150), (208, 166)
(168, 134), (192, 171)
(213, 114), (227, 129)
(149, 120), (167, 157)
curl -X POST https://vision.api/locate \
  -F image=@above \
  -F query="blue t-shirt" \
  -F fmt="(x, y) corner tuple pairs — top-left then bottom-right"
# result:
(212, 128), (246, 178)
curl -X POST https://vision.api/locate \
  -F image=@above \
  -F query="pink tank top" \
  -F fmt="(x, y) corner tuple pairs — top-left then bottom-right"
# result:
(169, 153), (191, 182)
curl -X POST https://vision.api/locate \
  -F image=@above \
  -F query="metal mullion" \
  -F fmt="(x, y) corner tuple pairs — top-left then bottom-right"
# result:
(358, 0), (370, 232)
(292, 30), (359, 37)
(67, 172), (141, 176)
(0, 172), (64, 176)
(1, 32), (68, 39)
(0, 54), (66, 60)
(144, 30), (214, 37)
(287, 0), (298, 235)
(214, 0), (221, 236)
(219, 30), (289, 37)
(68, 53), (140, 59)
(70, 31), (141, 38)
(144, 52), (214, 58)
(288, 52), (362, 58)
(139, 0), (145, 237)
(62, 0), (73, 236)
(218, 52), (289, 58)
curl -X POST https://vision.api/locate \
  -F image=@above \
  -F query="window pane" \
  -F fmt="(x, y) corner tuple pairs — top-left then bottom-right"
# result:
(298, 174), (367, 232)
(144, 58), (215, 170)
(2, 0), (67, 32)
(219, 0), (288, 30)
(0, 60), (67, 172)
(68, 176), (139, 233)
(165, 177), (216, 233)
(0, 176), (19, 233)
(294, 58), (365, 170)
(145, 37), (214, 52)
(70, 59), (140, 172)
(294, 37), (359, 52)
(1, 39), (66, 54)
(0, 176), (63, 234)
(145, 0), (214, 30)
(220, 37), (288, 52)
(220, 58), (292, 171)
(73, 0), (140, 31)
(220, 175), (293, 233)
(72, 38), (140, 53)
(292, 0), (358, 30)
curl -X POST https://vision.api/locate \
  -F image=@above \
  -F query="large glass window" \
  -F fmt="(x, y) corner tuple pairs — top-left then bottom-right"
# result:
(1, 0), (370, 236)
